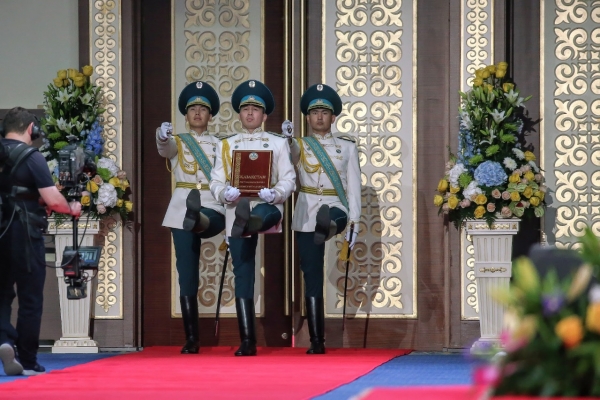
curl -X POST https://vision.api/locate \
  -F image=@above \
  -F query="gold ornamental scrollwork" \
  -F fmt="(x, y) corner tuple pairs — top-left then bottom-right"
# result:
(185, 0), (216, 28)
(335, 0), (369, 28)
(555, 1), (589, 24)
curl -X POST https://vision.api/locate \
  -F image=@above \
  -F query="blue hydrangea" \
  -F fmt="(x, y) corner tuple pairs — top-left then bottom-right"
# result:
(473, 160), (507, 187)
(84, 119), (104, 156)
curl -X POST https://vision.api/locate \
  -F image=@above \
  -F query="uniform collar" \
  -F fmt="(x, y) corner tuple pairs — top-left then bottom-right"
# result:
(314, 132), (333, 140)
(242, 126), (264, 135)
(190, 129), (209, 136)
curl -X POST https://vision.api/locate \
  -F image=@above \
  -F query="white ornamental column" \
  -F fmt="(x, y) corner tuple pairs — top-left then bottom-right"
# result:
(465, 219), (520, 353)
(48, 216), (100, 353)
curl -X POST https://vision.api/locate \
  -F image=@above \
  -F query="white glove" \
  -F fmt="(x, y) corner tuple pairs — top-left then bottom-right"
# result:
(258, 188), (275, 203)
(282, 120), (294, 138)
(159, 122), (173, 141)
(224, 186), (241, 202)
(345, 227), (359, 250)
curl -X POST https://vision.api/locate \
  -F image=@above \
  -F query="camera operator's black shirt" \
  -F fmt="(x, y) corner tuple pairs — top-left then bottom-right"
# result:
(1, 138), (54, 190)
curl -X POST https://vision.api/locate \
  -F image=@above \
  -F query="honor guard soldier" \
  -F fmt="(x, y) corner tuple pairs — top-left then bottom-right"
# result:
(156, 81), (226, 354)
(283, 84), (361, 354)
(210, 79), (296, 356)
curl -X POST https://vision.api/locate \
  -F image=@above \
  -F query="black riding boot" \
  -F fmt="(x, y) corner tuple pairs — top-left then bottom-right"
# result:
(180, 296), (199, 354)
(306, 297), (325, 354)
(234, 298), (257, 356)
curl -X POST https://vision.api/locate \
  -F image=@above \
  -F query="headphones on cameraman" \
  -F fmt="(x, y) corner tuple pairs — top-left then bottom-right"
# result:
(0, 115), (42, 140)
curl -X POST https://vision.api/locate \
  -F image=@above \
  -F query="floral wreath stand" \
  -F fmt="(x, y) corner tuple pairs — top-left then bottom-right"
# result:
(48, 215), (99, 353)
(465, 218), (520, 353)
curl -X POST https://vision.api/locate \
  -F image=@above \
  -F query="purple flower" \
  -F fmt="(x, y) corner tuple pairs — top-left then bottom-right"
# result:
(542, 291), (565, 316)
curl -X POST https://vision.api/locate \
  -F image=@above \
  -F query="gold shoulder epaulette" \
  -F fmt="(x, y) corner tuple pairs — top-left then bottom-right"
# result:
(216, 133), (236, 140)
(266, 131), (286, 138)
(337, 134), (356, 143)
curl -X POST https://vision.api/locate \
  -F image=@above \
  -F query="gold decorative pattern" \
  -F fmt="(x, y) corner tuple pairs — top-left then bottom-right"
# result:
(324, 1), (416, 317)
(460, 0), (493, 320)
(92, 0), (123, 319)
(173, 0), (264, 317)
(460, 0), (493, 92)
(543, 1), (600, 249)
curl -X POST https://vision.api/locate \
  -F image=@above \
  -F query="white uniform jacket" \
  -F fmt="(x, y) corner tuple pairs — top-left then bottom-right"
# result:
(156, 129), (225, 229)
(210, 127), (296, 236)
(290, 132), (361, 232)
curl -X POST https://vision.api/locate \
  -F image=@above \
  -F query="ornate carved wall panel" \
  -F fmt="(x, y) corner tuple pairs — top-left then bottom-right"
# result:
(172, 0), (264, 317)
(91, 0), (123, 319)
(541, 1), (600, 248)
(322, 0), (416, 318)
(460, 0), (494, 320)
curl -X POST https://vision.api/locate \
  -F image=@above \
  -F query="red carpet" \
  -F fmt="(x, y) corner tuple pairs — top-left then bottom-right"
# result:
(358, 386), (599, 400)
(0, 346), (410, 399)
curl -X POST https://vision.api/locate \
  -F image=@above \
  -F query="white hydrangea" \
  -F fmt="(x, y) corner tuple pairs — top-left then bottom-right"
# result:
(463, 180), (482, 199)
(97, 157), (119, 177)
(448, 163), (466, 186)
(47, 159), (57, 173)
(97, 182), (118, 207)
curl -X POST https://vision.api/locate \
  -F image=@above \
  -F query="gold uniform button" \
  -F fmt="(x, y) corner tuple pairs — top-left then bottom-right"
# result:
(317, 188), (323, 195)
(196, 183), (203, 190)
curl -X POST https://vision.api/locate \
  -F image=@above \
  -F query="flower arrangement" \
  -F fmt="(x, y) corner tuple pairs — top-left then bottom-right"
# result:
(434, 62), (547, 227)
(41, 67), (133, 221)
(475, 227), (600, 397)
(40, 66), (105, 161)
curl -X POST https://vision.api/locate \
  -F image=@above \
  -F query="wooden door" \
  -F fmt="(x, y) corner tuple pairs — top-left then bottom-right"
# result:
(141, 0), (291, 348)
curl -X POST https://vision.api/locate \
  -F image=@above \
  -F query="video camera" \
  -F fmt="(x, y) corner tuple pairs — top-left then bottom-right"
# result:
(57, 142), (102, 299)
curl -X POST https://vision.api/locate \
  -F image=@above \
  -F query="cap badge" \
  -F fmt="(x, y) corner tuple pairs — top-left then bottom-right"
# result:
(316, 99), (323, 104)
(317, 84), (323, 91)
(196, 82), (203, 89)
(249, 81), (256, 88)
(249, 95), (255, 100)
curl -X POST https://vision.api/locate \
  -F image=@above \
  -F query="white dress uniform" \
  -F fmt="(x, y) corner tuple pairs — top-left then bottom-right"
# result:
(210, 127), (296, 236)
(156, 129), (225, 229)
(289, 132), (361, 232)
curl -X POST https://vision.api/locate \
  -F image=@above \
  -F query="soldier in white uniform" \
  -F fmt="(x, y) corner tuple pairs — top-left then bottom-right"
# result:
(156, 81), (225, 354)
(283, 83), (361, 354)
(210, 79), (296, 356)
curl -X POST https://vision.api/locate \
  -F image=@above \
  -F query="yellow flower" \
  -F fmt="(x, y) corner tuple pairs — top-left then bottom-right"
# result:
(502, 83), (514, 92)
(510, 191), (521, 201)
(67, 68), (78, 79)
(497, 61), (509, 70)
(524, 151), (536, 161)
(484, 84), (493, 92)
(433, 194), (444, 207)
(57, 70), (67, 79)
(474, 194), (487, 205)
(86, 180), (99, 193)
(524, 171), (535, 181)
(473, 77), (483, 87)
(495, 69), (506, 78)
(513, 257), (540, 293)
(534, 190), (545, 201)
(448, 195), (459, 209)
(529, 196), (540, 207)
(63, 79), (70, 86)
(82, 65), (94, 76)
(437, 179), (449, 193)
(474, 68), (484, 78)
(117, 199), (124, 207)
(125, 201), (133, 212)
(555, 315), (584, 349)
(73, 76), (86, 88)
(53, 77), (64, 88)
(509, 173), (521, 183)
(449, 185), (460, 194)
(486, 65), (496, 74)
(81, 195), (91, 206)
(120, 179), (130, 190)
(474, 205), (486, 218)
(586, 303), (600, 334)
(481, 70), (490, 79)
(109, 177), (121, 188)
(522, 186), (534, 199)
(567, 264), (593, 302)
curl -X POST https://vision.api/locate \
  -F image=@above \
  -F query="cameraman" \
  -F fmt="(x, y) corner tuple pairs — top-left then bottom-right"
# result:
(0, 107), (81, 376)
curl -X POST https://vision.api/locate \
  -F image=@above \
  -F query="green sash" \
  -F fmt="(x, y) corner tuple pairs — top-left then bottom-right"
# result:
(302, 136), (349, 209)
(178, 133), (213, 181)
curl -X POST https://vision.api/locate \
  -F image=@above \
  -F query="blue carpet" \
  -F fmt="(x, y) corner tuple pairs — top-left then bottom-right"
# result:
(314, 353), (475, 400)
(0, 352), (116, 383)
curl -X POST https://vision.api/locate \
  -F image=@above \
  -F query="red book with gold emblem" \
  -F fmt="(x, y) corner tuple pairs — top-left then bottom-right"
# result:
(231, 150), (273, 196)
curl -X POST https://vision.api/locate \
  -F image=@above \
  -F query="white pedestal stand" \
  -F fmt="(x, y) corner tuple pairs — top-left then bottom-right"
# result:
(48, 217), (100, 353)
(465, 219), (520, 353)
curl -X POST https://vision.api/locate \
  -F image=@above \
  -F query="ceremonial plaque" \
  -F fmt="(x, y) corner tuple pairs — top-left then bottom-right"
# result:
(231, 150), (273, 196)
